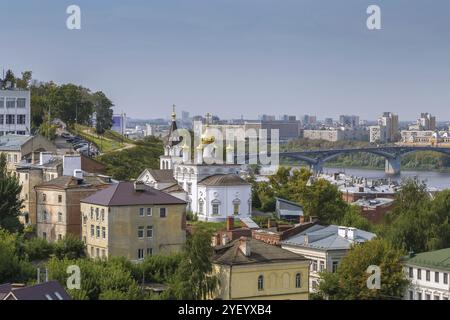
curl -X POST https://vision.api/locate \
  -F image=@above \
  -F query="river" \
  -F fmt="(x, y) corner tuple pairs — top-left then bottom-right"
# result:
(321, 167), (450, 189)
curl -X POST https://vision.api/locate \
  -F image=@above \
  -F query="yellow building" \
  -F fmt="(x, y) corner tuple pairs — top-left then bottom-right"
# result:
(212, 237), (310, 300)
(80, 181), (187, 261)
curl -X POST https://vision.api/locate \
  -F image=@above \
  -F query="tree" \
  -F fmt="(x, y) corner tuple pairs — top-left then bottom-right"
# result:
(54, 234), (86, 260)
(16, 71), (32, 89)
(0, 153), (23, 232)
(170, 227), (219, 300)
(92, 91), (114, 135)
(316, 239), (409, 300)
(0, 229), (34, 283)
(2, 69), (16, 88)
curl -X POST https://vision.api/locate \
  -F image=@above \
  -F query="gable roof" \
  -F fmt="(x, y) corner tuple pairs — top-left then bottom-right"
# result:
(281, 224), (376, 251)
(404, 248), (450, 271)
(147, 169), (177, 183)
(198, 174), (250, 186)
(0, 283), (12, 300)
(213, 238), (308, 266)
(81, 181), (186, 206)
(4, 281), (71, 300)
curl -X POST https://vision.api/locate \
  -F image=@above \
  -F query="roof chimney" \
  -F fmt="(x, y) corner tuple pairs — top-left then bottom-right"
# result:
(226, 216), (234, 231)
(347, 227), (357, 240)
(338, 226), (348, 238)
(134, 180), (146, 192)
(73, 169), (83, 180)
(299, 216), (305, 224)
(221, 233), (229, 246)
(238, 237), (251, 257)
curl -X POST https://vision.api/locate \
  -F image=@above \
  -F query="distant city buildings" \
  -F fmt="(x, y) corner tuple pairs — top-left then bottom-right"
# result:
(111, 113), (127, 135)
(339, 115), (360, 128)
(369, 112), (399, 143)
(0, 87), (31, 136)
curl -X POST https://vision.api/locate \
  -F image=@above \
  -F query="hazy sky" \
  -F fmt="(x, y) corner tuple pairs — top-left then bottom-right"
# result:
(1, 0), (450, 121)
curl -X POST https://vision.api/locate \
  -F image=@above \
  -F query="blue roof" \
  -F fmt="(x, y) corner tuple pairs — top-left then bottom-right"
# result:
(281, 224), (376, 251)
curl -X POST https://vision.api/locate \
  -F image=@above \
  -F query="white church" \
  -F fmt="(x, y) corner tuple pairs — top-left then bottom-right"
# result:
(138, 108), (252, 222)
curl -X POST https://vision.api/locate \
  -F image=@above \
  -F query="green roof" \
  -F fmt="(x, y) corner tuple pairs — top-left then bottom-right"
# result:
(405, 248), (450, 271)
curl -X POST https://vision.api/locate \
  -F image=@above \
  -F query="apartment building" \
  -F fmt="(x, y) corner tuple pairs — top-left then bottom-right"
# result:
(80, 181), (187, 261)
(0, 88), (30, 136)
(404, 248), (450, 300)
(281, 224), (376, 291)
(36, 174), (112, 242)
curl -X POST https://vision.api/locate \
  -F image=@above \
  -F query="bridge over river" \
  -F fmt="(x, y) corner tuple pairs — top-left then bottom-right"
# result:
(278, 146), (450, 175)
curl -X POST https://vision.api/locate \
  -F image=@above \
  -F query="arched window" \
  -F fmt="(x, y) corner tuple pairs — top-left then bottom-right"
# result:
(198, 199), (204, 214)
(295, 273), (302, 288)
(232, 199), (241, 216)
(258, 275), (264, 291)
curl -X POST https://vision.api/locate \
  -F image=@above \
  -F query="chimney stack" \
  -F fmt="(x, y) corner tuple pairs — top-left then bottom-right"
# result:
(226, 216), (234, 231)
(238, 237), (251, 257)
(221, 233), (229, 245)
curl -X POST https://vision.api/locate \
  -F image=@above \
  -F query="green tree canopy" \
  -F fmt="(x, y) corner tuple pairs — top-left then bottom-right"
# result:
(0, 153), (23, 232)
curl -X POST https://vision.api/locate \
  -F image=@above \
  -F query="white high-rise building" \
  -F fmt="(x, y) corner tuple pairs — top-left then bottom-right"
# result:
(0, 88), (31, 136)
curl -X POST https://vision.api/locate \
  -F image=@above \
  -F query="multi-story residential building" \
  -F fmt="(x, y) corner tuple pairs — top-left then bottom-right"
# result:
(36, 174), (112, 242)
(408, 113), (436, 131)
(281, 224), (376, 291)
(80, 181), (187, 261)
(339, 115), (360, 128)
(212, 237), (310, 300)
(404, 248), (450, 300)
(0, 135), (56, 172)
(370, 112), (399, 143)
(0, 88), (30, 136)
(304, 128), (367, 142)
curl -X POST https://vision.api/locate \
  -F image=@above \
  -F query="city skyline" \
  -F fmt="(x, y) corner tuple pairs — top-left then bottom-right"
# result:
(2, 0), (450, 120)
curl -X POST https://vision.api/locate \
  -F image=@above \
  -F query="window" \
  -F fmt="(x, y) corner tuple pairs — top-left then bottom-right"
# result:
(434, 295), (440, 300)
(146, 208), (152, 216)
(101, 209), (105, 221)
(43, 193), (47, 202)
(212, 203), (219, 215)
(146, 248), (153, 256)
(233, 204), (240, 215)
(198, 199), (204, 214)
(90, 207), (94, 219)
(0, 115), (3, 124)
(6, 114), (15, 124)
(83, 215), (87, 225)
(257, 275), (264, 291)
(42, 211), (48, 222)
(312, 281), (318, 290)
(187, 183), (192, 195)
(417, 269), (422, 280)
(409, 267), (414, 278)
(96, 226), (100, 238)
(42, 232), (47, 240)
(409, 291), (414, 300)
(17, 114), (26, 124)
(83, 236), (86, 244)
(95, 208), (99, 220)
(58, 195), (62, 203)
(319, 261), (325, 272)
(160, 208), (167, 218)
(17, 98), (26, 108)
(58, 234), (62, 241)
(435, 272), (439, 283)
(6, 98), (15, 108)
(332, 261), (339, 273)
(425, 293), (431, 300)
(138, 249), (144, 260)
(147, 226), (153, 238)
(58, 212), (62, 223)
(417, 292), (422, 300)
(90, 246), (94, 257)
(138, 226), (144, 238)
(96, 248), (100, 257)
(0, 98), (3, 108)
(295, 273), (301, 288)
(102, 227), (106, 239)
(139, 208), (144, 216)
(90, 225), (94, 237)
(444, 273), (448, 284)
(426, 270), (430, 281)
(312, 260), (318, 272)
